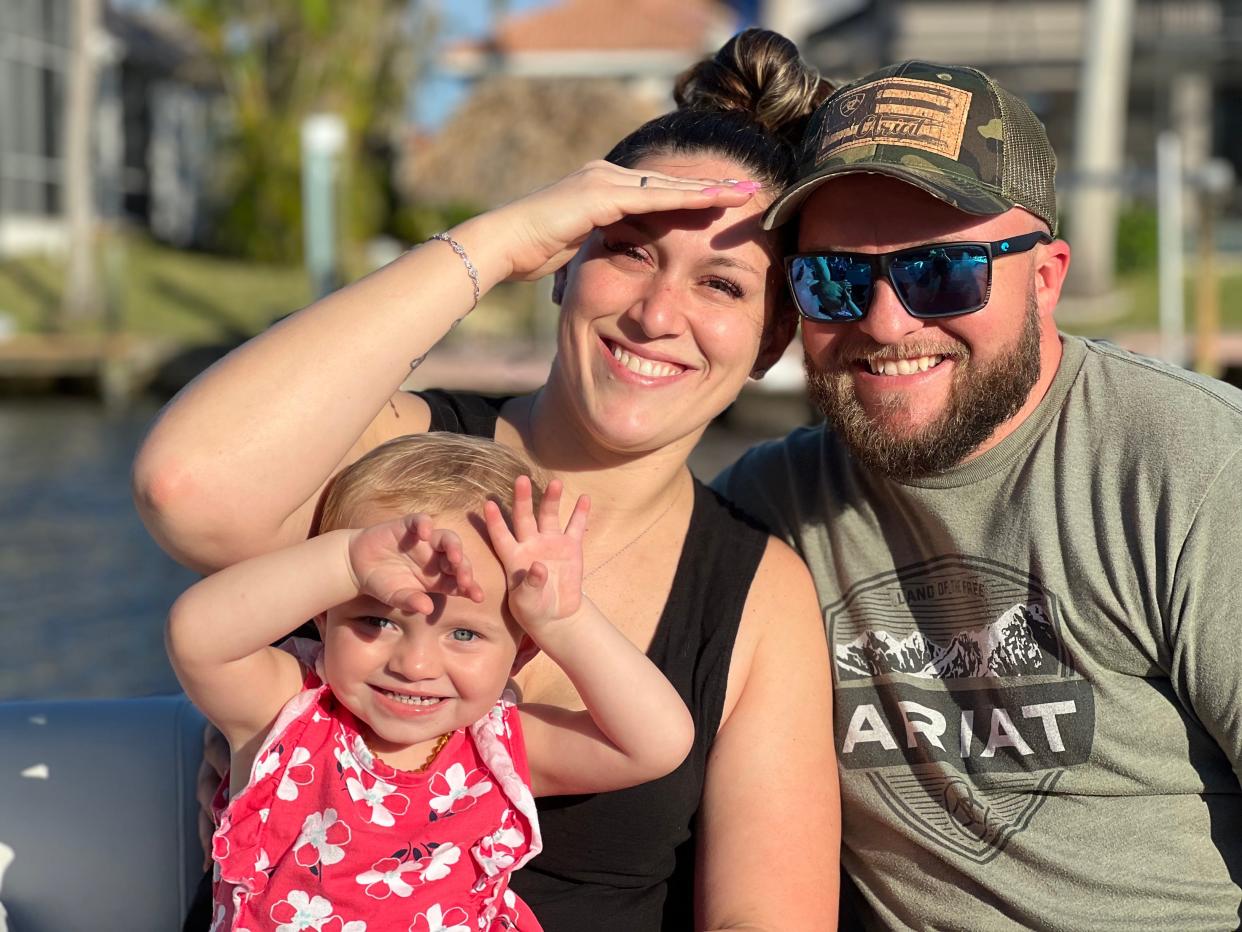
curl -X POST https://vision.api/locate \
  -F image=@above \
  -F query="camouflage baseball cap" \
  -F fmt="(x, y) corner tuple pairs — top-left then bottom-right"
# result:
(763, 60), (1057, 234)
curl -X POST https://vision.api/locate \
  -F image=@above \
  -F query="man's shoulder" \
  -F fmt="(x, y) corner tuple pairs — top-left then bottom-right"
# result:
(718, 423), (833, 485)
(1073, 336), (1242, 425)
(712, 424), (842, 539)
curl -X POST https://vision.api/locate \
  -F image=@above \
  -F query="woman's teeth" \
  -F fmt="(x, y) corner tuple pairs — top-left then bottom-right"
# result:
(867, 355), (943, 376)
(611, 344), (682, 378)
(381, 689), (443, 706)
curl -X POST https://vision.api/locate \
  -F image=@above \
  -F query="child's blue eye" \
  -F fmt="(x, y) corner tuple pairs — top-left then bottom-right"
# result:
(451, 629), (478, 642)
(363, 616), (395, 630)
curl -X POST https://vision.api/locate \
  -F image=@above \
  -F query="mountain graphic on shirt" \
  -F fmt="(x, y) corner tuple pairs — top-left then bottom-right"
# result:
(834, 603), (1058, 680)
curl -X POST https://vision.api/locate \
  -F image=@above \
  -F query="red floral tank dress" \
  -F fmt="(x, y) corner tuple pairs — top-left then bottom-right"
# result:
(209, 639), (542, 932)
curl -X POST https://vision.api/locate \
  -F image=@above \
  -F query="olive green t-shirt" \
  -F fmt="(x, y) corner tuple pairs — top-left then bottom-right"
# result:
(716, 334), (1242, 930)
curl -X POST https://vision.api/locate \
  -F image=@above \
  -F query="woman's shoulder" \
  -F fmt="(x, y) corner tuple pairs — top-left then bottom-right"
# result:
(691, 477), (771, 540)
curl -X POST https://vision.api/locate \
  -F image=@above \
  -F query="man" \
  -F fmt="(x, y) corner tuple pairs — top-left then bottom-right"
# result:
(716, 60), (1242, 929)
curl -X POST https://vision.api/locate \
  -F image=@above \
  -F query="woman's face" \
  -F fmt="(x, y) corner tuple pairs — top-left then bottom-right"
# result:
(553, 154), (789, 456)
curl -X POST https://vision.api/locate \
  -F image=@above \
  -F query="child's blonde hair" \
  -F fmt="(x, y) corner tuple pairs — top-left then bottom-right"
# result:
(318, 433), (546, 533)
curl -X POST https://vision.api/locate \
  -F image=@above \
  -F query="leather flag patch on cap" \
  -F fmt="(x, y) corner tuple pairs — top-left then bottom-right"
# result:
(818, 77), (972, 162)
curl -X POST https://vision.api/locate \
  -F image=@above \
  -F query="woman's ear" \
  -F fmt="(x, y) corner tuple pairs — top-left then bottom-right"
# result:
(511, 636), (541, 676)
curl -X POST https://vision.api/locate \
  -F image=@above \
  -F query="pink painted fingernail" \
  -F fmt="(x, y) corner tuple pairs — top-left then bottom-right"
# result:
(733, 180), (762, 193)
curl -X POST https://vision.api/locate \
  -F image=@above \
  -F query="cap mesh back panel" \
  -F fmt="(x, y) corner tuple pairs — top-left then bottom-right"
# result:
(995, 85), (1058, 234)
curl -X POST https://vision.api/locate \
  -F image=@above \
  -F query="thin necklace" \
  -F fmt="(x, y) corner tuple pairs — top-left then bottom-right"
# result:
(583, 483), (683, 580)
(414, 732), (452, 773)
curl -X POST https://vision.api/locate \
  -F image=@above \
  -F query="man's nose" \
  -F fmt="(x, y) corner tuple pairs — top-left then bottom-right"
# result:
(856, 278), (925, 345)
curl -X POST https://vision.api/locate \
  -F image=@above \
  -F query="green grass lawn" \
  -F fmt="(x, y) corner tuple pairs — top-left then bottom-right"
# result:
(0, 234), (313, 342)
(0, 233), (543, 348)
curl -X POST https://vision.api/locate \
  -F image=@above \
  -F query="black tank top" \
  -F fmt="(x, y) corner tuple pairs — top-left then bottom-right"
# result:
(420, 390), (769, 932)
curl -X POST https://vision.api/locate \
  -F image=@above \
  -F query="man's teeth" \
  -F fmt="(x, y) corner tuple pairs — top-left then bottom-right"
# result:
(867, 355), (943, 376)
(612, 344), (682, 378)
(380, 695), (444, 705)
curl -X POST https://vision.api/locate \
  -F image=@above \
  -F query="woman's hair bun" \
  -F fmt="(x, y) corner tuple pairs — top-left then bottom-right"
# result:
(673, 28), (832, 144)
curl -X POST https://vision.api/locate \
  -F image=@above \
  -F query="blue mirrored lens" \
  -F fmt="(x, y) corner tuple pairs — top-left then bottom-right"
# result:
(789, 255), (871, 321)
(889, 245), (988, 316)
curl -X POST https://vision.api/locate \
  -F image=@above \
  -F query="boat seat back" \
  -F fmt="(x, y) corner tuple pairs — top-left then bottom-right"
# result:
(0, 694), (204, 931)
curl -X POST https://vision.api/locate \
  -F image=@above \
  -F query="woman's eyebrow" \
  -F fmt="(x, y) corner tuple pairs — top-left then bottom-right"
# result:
(616, 216), (760, 276)
(704, 255), (759, 275)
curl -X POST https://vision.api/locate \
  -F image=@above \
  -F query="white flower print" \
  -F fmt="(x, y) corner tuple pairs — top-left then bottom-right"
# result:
(270, 890), (334, 932)
(407, 904), (471, 932)
(355, 856), (422, 899)
(334, 741), (362, 778)
(277, 746), (315, 801)
(253, 747), (282, 781)
(255, 848), (270, 873)
(260, 807), (271, 823)
(429, 763), (493, 816)
(208, 903), (227, 932)
(293, 808), (352, 867)
(350, 735), (375, 769)
(419, 842), (461, 882)
(345, 774), (410, 827)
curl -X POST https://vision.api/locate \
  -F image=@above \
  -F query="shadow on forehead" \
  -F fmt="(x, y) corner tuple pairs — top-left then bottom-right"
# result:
(797, 174), (1010, 247)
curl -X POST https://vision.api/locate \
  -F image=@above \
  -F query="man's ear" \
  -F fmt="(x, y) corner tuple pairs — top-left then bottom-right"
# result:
(752, 306), (799, 379)
(552, 266), (568, 305)
(1034, 238), (1071, 321)
(511, 635), (541, 676)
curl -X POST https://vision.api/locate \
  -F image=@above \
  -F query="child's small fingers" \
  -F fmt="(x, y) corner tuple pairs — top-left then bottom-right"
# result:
(482, 500), (517, 558)
(431, 528), (463, 559)
(407, 513), (434, 540)
(537, 479), (562, 533)
(512, 475), (538, 539)
(564, 493), (591, 538)
(393, 589), (434, 615)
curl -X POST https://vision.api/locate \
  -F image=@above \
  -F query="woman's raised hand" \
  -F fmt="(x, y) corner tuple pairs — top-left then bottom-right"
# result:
(483, 477), (591, 630)
(491, 160), (761, 281)
(346, 514), (485, 616)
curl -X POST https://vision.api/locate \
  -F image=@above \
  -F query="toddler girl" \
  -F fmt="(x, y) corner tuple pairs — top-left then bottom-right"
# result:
(166, 433), (694, 931)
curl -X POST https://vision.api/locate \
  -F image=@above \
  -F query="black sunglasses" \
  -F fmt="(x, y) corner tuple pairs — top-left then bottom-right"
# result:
(785, 231), (1052, 322)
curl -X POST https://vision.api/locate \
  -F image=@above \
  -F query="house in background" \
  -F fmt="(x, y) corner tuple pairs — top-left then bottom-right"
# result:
(402, 0), (743, 207)
(796, 0), (1242, 199)
(0, 1), (218, 257)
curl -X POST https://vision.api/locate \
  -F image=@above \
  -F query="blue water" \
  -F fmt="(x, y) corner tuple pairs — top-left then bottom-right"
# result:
(0, 397), (194, 700)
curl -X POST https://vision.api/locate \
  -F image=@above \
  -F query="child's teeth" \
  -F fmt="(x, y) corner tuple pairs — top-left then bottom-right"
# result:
(384, 690), (441, 706)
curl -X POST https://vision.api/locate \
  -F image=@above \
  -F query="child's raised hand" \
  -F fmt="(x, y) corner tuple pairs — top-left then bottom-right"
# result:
(347, 514), (485, 615)
(483, 477), (590, 630)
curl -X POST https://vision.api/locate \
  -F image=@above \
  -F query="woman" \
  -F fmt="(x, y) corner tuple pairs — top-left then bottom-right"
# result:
(136, 29), (839, 932)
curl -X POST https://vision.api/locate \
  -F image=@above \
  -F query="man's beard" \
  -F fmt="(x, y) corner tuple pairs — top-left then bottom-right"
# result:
(804, 293), (1043, 481)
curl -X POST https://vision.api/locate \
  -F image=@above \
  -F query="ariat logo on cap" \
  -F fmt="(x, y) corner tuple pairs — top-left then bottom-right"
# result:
(818, 77), (972, 163)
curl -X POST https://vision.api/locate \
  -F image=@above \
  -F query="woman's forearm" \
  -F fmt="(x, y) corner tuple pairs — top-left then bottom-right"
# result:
(132, 214), (515, 570)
